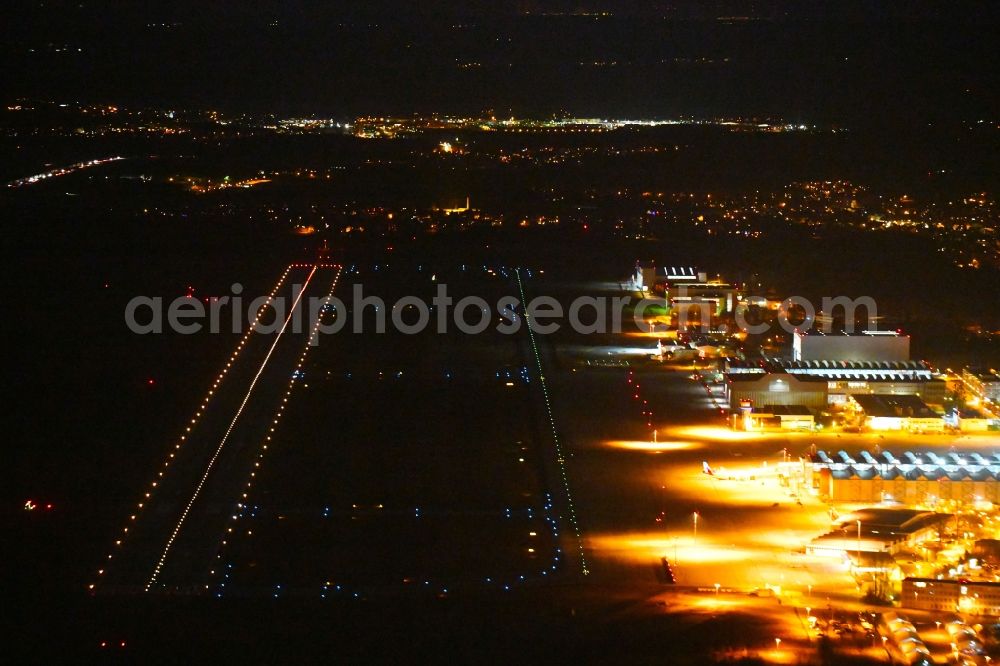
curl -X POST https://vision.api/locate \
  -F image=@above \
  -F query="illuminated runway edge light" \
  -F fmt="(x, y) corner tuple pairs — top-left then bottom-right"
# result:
(214, 491), (567, 599)
(213, 267), (567, 598)
(209, 266), (341, 596)
(626, 368), (656, 430)
(145, 265), (320, 591)
(90, 265), (298, 592)
(516, 268), (589, 576)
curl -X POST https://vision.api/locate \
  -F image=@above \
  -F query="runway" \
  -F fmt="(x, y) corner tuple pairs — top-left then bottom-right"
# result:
(93, 264), (342, 593)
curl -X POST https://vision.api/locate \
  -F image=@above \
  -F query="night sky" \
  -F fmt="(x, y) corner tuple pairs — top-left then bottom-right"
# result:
(4, 0), (998, 122)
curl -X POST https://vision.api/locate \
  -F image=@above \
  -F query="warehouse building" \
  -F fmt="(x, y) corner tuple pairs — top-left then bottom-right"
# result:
(943, 408), (997, 432)
(808, 508), (950, 556)
(849, 394), (945, 433)
(724, 359), (946, 409)
(742, 404), (815, 431)
(631, 262), (740, 316)
(812, 449), (1000, 506)
(793, 329), (910, 362)
(633, 262), (703, 292)
(726, 372), (828, 411)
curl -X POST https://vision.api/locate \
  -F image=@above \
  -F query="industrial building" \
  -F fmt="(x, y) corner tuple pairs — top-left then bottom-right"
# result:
(848, 394), (945, 433)
(808, 508), (950, 556)
(726, 372), (828, 411)
(943, 408), (997, 432)
(902, 578), (1000, 616)
(812, 449), (1000, 506)
(726, 359), (933, 381)
(633, 262), (703, 292)
(793, 329), (910, 363)
(739, 405), (815, 430)
(723, 360), (947, 413)
(632, 262), (739, 316)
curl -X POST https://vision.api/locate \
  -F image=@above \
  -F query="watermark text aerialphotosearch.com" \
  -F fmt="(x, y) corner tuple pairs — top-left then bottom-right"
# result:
(125, 283), (878, 343)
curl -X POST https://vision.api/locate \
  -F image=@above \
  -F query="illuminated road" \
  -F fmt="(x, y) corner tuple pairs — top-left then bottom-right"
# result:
(94, 264), (341, 593)
(6, 155), (126, 188)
